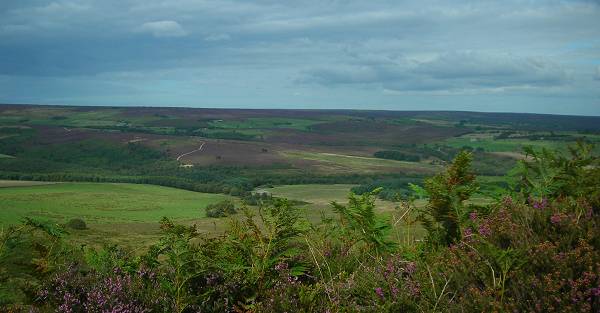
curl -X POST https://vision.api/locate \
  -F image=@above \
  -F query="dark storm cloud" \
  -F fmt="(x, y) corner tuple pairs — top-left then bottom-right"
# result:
(0, 0), (599, 114)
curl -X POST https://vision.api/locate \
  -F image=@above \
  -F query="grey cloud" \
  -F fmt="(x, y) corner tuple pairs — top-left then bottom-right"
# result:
(136, 20), (188, 38)
(0, 0), (599, 114)
(417, 53), (567, 87)
(240, 10), (420, 34)
(0, 24), (32, 35)
(204, 33), (231, 42)
(301, 52), (568, 92)
(595, 66), (600, 81)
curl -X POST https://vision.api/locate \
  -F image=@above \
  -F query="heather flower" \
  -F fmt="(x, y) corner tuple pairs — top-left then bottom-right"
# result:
(391, 286), (399, 299)
(550, 214), (562, 225)
(585, 207), (593, 219)
(406, 281), (420, 297)
(206, 272), (219, 286)
(404, 261), (417, 275)
(478, 224), (491, 237)
(274, 262), (288, 271)
(374, 287), (385, 300)
(463, 227), (473, 237)
(383, 260), (394, 278)
(469, 212), (477, 221)
(386, 260), (394, 273)
(38, 289), (49, 300)
(530, 197), (548, 210)
(463, 227), (474, 243)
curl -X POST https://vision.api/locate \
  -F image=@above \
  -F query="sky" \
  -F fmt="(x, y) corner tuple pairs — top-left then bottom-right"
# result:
(1, 0), (599, 115)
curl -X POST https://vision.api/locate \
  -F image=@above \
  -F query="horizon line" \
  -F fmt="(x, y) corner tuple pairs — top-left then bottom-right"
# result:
(1, 102), (599, 118)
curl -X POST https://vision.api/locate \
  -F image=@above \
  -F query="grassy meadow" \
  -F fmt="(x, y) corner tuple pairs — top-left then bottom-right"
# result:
(0, 182), (234, 247)
(0, 182), (231, 225)
(260, 184), (402, 213)
(0, 180), (57, 188)
(208, 117), (325, 131)
(281, 150), (439, 174)
(258, 184), (428, 242)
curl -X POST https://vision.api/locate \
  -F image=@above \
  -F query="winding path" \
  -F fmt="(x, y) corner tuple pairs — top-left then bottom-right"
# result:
(176, 142), (205, 161)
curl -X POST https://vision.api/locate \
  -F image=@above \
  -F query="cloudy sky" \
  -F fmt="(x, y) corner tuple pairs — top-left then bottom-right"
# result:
(1, 0), (599, 115)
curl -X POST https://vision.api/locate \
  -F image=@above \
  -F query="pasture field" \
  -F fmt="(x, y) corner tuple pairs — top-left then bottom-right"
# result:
(199, 128), (267, 137)
(258, 184), (356, 203)
(281, 150), (439, 174)
(258, 184), (415, 215)
(0, 180), (57, 188)
(208, 117), (327, 131)
(263, 183), (493, 211)
(443, 132), (591, 153)
(259, 184), (427, 240)
(0, 182), (231, 225)
(445, 137), (561, 152)
(0, 182), (236, 248)
(257, 184), (399, 223)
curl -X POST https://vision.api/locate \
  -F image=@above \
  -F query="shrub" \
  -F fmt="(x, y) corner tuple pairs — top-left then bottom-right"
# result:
(374, 150), (421, 162)
(65, 218), (87, 230)
(205, 200), (237, 218)
(419, 150), (479, 247)
(332, 188), (395, 253)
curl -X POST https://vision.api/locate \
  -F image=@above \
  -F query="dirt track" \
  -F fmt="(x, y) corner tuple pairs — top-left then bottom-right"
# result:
(176, 142), (205, 161)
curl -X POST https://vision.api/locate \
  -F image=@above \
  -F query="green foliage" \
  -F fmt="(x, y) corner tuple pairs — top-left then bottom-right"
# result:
(224, 200), (308, 294)
(65, 218), (87, 230)
(242, 191), (274, 205)
(0, 218), (75, 309)
(419, 151), (479, 246)
(151, 217), (206, 312)
(1, 143), (599, 312)
(195, 130), (257, 141)
(374, 150), (421, 162)
(351, 177), (421, 201)
(205, 200), (237, 218)
(332, 188), (396, 253)
(513, 141), (600, 202)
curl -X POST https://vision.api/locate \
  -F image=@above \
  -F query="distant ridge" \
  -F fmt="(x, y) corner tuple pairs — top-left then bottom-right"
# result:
(2, 103), (600, 131)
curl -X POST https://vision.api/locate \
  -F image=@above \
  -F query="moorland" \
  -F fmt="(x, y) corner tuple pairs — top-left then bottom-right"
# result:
(1, 104), (599, 312)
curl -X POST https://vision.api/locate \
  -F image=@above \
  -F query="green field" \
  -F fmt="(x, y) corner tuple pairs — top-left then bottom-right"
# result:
(445, 134), (565, 152)
(0, 182), (231, 225)
(282, 150), (439, 174)
(0, 180), (57, 188)
(200, 128), (266, 135)
(0, 182), (237, 248)
(208, 117), (326, 131)
(259, 184), (427, 243)
(259, 184), (357, 206)
(261, 183), (491, 238)
(259, 184), (405, 218)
